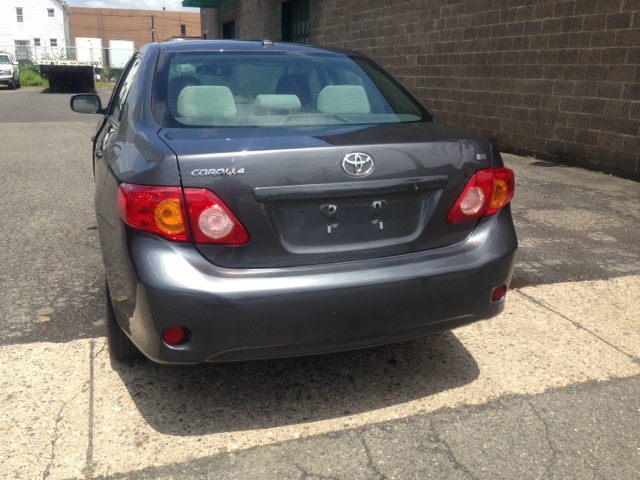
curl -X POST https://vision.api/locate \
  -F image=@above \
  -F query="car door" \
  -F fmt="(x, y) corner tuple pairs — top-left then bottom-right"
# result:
(95, 54), (141, 225)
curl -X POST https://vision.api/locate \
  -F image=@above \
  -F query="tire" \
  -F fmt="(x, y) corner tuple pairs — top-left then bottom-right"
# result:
(15, 78), (20, 89)
(106, 279), (141, 360)
(9, 78), (15, 90)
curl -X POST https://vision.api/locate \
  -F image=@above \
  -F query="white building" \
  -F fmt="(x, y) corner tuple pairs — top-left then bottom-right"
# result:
(0, 0), (71, 62)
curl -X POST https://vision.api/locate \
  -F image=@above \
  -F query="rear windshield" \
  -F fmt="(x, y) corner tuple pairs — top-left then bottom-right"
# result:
(0, 56), (11, 65)
(153, 51), (434, 127)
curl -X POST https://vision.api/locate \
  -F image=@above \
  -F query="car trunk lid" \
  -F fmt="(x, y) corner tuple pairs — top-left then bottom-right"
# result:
(159, 122), (493, 268)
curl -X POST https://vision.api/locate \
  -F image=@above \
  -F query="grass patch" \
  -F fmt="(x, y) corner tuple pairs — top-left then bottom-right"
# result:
(18, 64), (49, 87)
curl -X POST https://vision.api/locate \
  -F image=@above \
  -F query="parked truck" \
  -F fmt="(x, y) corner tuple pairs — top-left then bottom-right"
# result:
(34, 38), (103, 89)
(34, 58), (97, 89)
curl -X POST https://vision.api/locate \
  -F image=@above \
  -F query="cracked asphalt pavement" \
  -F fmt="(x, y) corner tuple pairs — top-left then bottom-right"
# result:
(1, 87), (639, 479)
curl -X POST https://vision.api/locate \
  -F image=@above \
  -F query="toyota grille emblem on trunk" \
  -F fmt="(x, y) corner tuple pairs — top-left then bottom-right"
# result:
(341, 153), (374, 177)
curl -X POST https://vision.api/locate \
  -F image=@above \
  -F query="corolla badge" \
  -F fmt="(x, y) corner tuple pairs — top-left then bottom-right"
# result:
(341, 153), (374, 177)
(191, 168), (244, 176)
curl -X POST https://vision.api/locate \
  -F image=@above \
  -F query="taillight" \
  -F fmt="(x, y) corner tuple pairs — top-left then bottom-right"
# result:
(118, 184), (190, 241)
(446, 167), (514, 224)
(183, 189), (250, 245)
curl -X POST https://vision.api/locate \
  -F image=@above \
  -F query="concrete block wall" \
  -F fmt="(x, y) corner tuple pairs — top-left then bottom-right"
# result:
(203, 0), (640, 179)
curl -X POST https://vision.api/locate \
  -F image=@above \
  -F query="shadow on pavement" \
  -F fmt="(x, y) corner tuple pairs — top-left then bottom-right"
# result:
(40, 86), (98, 94)
(111, 331), (479, 436)
(529, 160), (562, 168)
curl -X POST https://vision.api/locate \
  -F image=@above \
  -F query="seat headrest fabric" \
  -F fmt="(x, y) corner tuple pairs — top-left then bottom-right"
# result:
(177, 86), (236, 117)
(254, 94), (301, 114)
(317, 85), (370, 115)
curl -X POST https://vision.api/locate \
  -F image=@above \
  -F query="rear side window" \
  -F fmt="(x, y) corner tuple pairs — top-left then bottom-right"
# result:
(112, 56), (141, 121)
(153, 51), (433, 128)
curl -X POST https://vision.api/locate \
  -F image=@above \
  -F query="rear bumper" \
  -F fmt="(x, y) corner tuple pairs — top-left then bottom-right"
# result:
(108, 206), (517, 364)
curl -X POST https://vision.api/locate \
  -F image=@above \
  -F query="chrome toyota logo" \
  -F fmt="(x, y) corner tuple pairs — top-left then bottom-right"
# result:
(341, 153), (374, 177)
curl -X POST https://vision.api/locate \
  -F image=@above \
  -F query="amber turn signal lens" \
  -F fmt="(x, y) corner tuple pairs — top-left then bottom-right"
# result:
(154, 199), (185, 234)
(490, 178), (509, 210)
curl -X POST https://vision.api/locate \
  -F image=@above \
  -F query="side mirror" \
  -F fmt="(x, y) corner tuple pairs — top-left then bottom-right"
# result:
(70, 94), (105, 114)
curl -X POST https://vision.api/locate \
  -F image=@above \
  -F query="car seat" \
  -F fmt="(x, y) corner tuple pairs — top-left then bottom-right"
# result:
(275, 73), (312, 110)
(168, 76), (202, 117)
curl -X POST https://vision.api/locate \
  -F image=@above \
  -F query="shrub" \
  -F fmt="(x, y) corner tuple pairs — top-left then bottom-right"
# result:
(18, 64), (49, 87)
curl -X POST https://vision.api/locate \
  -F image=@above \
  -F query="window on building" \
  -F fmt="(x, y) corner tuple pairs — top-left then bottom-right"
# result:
(48, 8), (54, 17)
(34, 38), (41, 47)
(282, 0), (310, 44)
(222, 20), (235, 39)
(181, 25), (186, 36)
(16, 7), (24, 22)
(15, 40), (29, 61)
(50, 38), (57, 47)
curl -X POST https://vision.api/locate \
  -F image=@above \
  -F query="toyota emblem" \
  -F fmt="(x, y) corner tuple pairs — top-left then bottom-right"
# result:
(341, 153), (374, 177)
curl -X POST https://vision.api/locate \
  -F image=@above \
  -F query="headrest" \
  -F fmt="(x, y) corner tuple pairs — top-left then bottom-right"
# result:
(177, 86), (236, 117)
(317, 85), (370, 115)
(254, 94), (302, 115)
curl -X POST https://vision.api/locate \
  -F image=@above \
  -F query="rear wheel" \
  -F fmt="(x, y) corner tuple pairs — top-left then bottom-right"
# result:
(106, 279), (141, 360)
(15, 77), (20, 88)
(9, 77), (16, 90)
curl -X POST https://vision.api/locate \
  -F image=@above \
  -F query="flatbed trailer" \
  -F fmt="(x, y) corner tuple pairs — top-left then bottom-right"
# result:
(34, 59), (97, 89)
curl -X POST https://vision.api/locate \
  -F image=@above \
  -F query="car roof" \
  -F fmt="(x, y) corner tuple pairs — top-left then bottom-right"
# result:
(159, 39), (357, 56)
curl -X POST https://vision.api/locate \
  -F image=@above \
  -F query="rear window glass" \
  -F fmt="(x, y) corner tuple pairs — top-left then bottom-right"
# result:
(0, 56), (11, 65)
(153, 51), (434, 128)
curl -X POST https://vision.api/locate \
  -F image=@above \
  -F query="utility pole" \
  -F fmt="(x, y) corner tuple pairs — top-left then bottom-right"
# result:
(151, 15), (155, 42)
(162, 8), (166, 42)
(98, 7), (103, 66)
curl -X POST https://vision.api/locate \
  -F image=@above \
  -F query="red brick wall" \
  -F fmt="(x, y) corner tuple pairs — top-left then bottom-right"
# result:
(203, 0), (640, 179)
(70, 7), (201, 51)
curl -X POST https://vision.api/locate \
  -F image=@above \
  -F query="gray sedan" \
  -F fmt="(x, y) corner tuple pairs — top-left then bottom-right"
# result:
(70, 40), (517, 364)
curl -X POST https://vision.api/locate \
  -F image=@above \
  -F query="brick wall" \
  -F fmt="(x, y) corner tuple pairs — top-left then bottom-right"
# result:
(70, 7), (201, 50)
(203, 0), (640, 179)
(201, 8), (220, 39)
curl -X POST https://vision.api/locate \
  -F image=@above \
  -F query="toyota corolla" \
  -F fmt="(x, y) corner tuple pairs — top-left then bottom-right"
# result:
(70, 40), (517, 364)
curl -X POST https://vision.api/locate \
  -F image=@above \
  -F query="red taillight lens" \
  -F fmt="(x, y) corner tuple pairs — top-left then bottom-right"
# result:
(163, 327), (185, 345)
(183, 189), (250, 245)
(491, 285), (507, 301)
(446, 167), (514, 224)
(118, 184), (190, 242)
